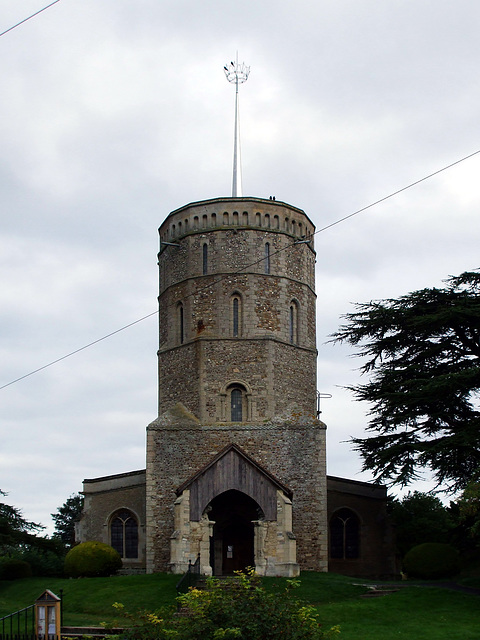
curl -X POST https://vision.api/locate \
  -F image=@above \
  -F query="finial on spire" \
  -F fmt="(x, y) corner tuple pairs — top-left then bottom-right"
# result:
(224, 55), (250, 197)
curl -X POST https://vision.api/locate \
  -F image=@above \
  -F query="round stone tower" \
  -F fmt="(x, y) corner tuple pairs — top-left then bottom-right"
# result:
(146, 196), (327, 576)
(157, 197), (317, 422)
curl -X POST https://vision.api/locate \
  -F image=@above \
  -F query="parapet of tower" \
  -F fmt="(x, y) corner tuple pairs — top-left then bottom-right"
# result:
(157, 196), (318, 424)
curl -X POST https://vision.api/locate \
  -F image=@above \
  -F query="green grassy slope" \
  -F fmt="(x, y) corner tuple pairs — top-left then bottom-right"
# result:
(0, 572), (478, 639)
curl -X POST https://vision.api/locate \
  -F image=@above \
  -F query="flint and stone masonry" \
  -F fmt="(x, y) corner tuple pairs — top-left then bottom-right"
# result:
(146, 197), (327, 576)
(76, 196), (396, 579)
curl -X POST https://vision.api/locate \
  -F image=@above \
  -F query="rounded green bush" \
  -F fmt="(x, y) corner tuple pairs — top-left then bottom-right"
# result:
(0, 558), (33, 580)
(403, 542), (460, 579)
(64, 541), (122, 578)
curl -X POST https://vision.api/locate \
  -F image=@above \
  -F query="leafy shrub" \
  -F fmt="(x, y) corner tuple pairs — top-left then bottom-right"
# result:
(19, 548), (65, 577)
(0, 558), (33, 580)
(403, 542), (460, 579)
(118, 568), (340, 640)
(389, 491), (454, 556)
(64, 541), (122, 578)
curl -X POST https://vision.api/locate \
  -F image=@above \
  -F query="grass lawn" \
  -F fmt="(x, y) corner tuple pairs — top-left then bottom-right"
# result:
(266, 573), (480, 640)
(0, 574), (178, 626)
(315, 585), (479, 640)
(0, 572), (478, 638)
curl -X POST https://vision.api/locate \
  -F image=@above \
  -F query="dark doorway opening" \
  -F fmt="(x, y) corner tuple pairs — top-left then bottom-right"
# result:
(207, 489), (262, 575)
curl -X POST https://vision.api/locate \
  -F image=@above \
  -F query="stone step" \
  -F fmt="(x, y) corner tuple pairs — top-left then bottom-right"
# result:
(117, 568), (146, 575)
(360, 588), (399, 598)
(61, 626), (126, 638)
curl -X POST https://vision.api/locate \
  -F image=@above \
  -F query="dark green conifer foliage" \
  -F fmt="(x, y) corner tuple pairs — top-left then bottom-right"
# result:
(455, 472), (480, 542)
(51, 493), (84, 547)
(332, 271), (480, 492)
(0, 489), (44, 551)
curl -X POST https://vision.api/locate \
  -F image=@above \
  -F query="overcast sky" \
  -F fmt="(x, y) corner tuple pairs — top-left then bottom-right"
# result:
(1, 0), (479, 533)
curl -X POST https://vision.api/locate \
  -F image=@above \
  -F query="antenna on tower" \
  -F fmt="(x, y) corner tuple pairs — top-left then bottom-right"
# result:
(224, 54), (250, 197)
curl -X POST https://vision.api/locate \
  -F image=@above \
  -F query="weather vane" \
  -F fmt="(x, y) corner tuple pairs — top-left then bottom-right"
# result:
(224, 55), (250, 197)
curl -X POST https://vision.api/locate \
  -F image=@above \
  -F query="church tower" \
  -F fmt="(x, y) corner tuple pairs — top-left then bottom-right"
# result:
(145, 196), (328, 576)
(76, 59), (396, 580)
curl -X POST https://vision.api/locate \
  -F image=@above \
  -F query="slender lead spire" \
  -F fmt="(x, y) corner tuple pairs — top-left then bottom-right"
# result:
(224, 56), (250, 197)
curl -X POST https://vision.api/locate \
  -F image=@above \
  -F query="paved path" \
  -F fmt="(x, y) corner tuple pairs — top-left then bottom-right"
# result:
(368, 581), (480, 596)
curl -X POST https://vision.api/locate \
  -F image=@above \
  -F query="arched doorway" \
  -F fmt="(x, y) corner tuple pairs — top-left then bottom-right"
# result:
(207, 489), (263, 575)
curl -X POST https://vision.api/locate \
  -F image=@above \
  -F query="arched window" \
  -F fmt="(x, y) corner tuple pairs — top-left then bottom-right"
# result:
(178, 303), (184, 344)
(264, 243), (270, 275)
(233, 298), (239, 336)
(110, 509), (138, 559)
(202, 243), (208, 275)
(202, 214), (208, 228)
(265, 213), (271, 228)
(223, 382), (250, 422)
(231, 294), (242, 337)
(230, 387), (243, 421)
(330, 508), (360, 559)
(289, 301), (299, 344)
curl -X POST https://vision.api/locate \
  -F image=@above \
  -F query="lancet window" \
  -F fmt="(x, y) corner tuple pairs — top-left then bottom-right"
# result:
(264, 242), (271, 274)
(289, 300), (299, 344)
(178, 303), (184, 344)
(110, 509), (138, 559)
(231, 293), (242, 337)
(329, 508), (360, 559)
(203, 243), (208, 275)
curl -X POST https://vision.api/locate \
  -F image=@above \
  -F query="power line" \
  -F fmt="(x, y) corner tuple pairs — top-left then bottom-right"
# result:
(314, 148), (480, 235)
(0, 311), (158, 391)
(0, 0), (62, 38)
(1, 147), (479, 391)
